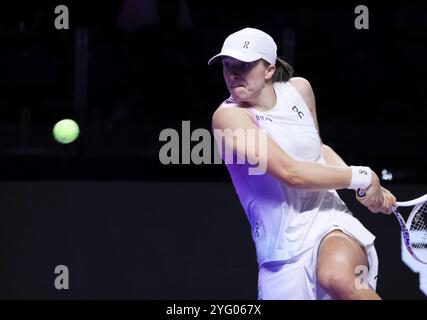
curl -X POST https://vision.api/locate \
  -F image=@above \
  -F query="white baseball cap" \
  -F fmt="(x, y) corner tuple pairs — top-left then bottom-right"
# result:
(208, 27), (277, 65)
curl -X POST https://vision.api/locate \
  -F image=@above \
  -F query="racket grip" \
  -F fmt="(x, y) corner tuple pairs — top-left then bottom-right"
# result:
(357, 188), (366, 198)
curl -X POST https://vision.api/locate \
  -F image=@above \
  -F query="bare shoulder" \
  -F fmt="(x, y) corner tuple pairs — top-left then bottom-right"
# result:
(288, 77), (316, 112)
(288, 77), (314, 97)
(212, 102), (254, 129)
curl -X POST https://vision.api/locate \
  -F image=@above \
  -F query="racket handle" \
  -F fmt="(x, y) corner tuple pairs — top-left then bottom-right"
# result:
(357, 188), (366, 198)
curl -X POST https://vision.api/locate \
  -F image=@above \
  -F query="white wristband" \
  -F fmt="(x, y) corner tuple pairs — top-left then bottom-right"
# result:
(348, 166), (372, 190)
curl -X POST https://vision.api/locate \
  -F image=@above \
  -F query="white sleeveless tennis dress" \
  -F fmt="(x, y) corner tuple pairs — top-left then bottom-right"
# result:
(221, 81), (379, 300)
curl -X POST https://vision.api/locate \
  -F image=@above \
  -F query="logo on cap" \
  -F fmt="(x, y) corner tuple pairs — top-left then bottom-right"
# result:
(243, 41), (250, 49)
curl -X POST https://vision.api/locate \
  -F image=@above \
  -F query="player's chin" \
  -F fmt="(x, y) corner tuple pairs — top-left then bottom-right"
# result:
(230, 87), (250, 100)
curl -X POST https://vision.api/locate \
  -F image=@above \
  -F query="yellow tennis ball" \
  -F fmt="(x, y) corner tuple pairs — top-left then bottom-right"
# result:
(53, 119), (80, 144)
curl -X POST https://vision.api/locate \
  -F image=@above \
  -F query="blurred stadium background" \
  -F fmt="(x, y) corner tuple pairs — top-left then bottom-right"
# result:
(0, 0), (426, 299)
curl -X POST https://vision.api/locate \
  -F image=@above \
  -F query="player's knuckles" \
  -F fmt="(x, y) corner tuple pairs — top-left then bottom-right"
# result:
(367, 199), (381, 207)
(368, 206), (379, 213)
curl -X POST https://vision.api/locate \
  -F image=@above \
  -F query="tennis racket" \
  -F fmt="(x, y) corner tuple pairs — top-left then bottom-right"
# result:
(357, 189), (427, 264)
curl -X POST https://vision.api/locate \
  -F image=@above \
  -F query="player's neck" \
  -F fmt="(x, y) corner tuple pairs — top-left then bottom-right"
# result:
(250, 84), (276, 112)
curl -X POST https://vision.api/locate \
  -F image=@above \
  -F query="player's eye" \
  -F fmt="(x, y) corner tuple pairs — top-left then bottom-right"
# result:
(243, 63), (252, 71)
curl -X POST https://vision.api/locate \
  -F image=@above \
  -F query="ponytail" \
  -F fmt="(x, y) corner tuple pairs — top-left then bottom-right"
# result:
(273, 57), (294, 82)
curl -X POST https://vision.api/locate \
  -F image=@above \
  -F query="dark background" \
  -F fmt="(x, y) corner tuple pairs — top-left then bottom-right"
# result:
(0, 0), (426, 299)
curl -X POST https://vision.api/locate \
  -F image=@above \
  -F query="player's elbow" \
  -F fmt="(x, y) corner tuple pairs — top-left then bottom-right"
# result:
(272, 160), (307, 189)
(285, 169), (307, 189)
(267, 150), (311, 189)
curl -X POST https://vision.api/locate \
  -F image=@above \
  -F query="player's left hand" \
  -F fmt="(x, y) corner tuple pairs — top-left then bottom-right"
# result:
(356, 186), (396, 215)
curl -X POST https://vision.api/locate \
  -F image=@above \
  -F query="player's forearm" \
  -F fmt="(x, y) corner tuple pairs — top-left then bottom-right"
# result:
(284, 161), (352, 191)
(321, 144), (348, 168)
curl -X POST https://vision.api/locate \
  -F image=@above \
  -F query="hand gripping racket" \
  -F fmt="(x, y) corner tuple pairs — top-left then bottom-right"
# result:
(357, 189), (427, 264)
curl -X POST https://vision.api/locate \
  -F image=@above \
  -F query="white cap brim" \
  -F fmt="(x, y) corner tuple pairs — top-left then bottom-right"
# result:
(208, 49), (263, 65)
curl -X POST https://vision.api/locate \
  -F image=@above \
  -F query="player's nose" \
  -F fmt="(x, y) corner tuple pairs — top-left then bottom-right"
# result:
(228, 71), (240, 81)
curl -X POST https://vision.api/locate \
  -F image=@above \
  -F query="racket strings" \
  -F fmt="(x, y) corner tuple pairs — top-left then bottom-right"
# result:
(409, 202), (427, 249)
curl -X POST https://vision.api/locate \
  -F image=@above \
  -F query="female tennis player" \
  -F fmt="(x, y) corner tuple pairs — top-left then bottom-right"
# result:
(209, 28), (396, 300)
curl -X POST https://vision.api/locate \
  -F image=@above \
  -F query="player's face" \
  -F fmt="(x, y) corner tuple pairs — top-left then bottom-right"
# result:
(222, 57), (268, 102)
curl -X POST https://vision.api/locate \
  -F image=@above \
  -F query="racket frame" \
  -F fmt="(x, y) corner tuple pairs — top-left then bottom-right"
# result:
(357, 189), (427, 264)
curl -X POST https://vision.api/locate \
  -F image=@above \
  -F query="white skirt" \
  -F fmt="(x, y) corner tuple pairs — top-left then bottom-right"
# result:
(257, 227), (379, 300)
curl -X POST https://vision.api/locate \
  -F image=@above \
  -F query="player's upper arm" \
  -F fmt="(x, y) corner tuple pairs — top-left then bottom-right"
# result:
(288, 77), (320, 134)
(212, 105), (301, 185)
